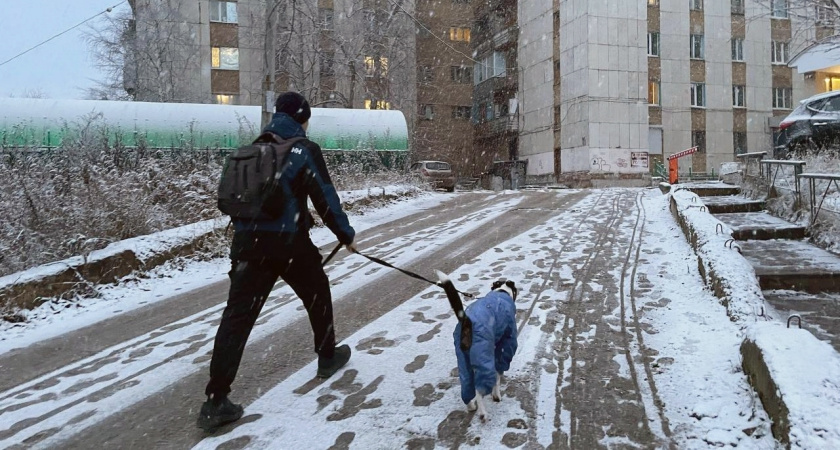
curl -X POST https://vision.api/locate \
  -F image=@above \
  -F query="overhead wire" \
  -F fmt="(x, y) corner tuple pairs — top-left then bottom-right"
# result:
(387, 0), (479, 64)
(0, 1), (127, 68)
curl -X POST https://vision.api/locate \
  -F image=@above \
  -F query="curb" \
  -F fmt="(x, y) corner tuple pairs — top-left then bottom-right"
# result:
(668, 188), (840, 448)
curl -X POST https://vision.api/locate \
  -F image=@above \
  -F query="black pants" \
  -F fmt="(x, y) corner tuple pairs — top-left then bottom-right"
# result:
(205, 237), (335, 397)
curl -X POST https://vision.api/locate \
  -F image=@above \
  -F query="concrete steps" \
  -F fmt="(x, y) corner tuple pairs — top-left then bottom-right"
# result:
(763, 290), (840, 352)
(739, 239), (840, 293)
(715, 212), (807, 240)
(701, 196), (766, 213)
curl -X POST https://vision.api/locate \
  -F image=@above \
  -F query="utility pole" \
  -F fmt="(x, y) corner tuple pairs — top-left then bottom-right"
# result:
(261, 0), (277, 129)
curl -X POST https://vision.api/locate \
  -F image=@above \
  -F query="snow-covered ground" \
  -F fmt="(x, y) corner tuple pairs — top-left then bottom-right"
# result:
(0, 186), (447, 354)
(0, 188), (788, 449)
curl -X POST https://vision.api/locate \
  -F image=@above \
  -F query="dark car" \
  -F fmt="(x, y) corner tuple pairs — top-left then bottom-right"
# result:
(410, 160), (456, 192)
(775, 90), (840, 158)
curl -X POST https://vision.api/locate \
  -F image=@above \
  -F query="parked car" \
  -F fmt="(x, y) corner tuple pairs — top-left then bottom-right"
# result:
(776, 90), (840, 158)
(410, 160), (456, 192)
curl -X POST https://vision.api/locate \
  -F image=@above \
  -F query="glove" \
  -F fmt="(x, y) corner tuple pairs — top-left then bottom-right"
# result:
(345, 241), (358, 253)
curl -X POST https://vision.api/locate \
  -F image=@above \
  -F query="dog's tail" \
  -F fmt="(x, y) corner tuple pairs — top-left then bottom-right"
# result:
(436, 270), (473, 351)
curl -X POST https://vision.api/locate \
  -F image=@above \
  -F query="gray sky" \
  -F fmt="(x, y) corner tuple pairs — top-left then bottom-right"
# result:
(0, 1), (129, 99)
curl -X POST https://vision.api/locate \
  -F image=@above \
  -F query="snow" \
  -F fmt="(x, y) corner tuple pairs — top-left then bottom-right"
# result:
(188, 190), (777, 450)
(0, 187), (450, 354)
(0, 190), (527, 448)
(672, 185), (840, 449)
(746, 323), (840, 449)
(671, 189), (765, 323)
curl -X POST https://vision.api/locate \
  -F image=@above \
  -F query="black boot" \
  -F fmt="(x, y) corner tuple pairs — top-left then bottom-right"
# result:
(197, 394), (244, 431)
(317, 344), (351, 378)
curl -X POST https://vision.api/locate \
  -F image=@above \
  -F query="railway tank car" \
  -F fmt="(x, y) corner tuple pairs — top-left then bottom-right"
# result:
(0, 98), (409, 155)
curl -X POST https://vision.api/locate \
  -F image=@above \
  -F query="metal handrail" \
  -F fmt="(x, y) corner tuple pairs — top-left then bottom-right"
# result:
(761, 159), (806, 207)
(797, 173), (840, 225)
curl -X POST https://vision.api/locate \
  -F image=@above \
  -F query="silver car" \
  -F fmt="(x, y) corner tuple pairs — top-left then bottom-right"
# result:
(410, 160), (456, 192)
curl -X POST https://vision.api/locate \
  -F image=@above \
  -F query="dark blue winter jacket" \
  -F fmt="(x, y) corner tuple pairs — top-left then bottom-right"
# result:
(230, 113), (355, 259)
(453, 289), (518, 404)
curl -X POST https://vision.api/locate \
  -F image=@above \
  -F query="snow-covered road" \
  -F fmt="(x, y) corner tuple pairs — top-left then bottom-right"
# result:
(0, 189), (779, 449)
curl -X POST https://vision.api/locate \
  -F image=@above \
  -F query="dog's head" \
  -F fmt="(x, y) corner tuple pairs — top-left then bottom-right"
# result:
(491, 280), (518, 301)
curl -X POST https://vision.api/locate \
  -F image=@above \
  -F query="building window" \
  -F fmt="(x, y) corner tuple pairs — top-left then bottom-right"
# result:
(648, 0), (659, 6)
(419, 104), (434, 120)
(772, 41), (789, 64)
(419, 66), (435, 82)
(691, 83), (706, 107)
(772, 0), (788, 18)
(451, 66), (472, 83)
(493, 52), (506, 77)
(773, 87), (792, 109)
(816, 1), (836, 25)
(452, 106), (471, 119)
(732, 0), (745, 14)
(648, 32), (660, 57)
(365, 99), (390, 110)
(734, 132), (747, 155)
(692, 131), (706, 153)
(732, 38), (744, 61)
(211, 47), (239, 70)
(824, 76), (840, 92)
(363, 10), (376, 33)
(320, 52), (335, 77)
(210, 1), (237, 23)
(649, 80), (660, 105)
(319, 8), (334, 31)
(690, 0), (703, 11)
(364, 56), (388, 77)
(449, 27), (471, 42)
(690, 34), (704, 59)
(214, 94), (238, 105)
(733, 85), (746, 107)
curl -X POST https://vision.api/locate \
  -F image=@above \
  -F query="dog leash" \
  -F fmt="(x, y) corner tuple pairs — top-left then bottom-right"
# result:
(323, 244), (475, 298)
(322, 243), (343, 267)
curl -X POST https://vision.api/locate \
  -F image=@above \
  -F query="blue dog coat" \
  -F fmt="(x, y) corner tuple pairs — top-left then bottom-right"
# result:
(453, 289), (518, 404)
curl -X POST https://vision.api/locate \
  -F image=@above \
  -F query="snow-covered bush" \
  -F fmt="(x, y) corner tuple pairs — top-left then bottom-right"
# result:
(0, 123), (416, 277)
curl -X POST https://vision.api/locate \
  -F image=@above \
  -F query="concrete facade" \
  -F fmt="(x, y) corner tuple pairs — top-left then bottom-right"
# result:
(514, 0), (838, 185)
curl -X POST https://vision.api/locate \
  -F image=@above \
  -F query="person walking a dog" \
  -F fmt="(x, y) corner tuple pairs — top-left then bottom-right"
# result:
(198, 92), (356, 431)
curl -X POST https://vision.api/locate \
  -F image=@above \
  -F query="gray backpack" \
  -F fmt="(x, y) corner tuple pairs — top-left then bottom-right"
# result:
(217, 134), (304, 220)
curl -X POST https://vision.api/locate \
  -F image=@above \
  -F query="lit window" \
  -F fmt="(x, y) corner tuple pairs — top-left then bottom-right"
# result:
(214, 94), (238, 105)
(772, 0), (788, 18)
(732, 38), (744, 61)
(211, 47), (239, 70)
(449, 27), (471, 42)
(733, 85), (745, 107)
(691, 83), (705, 107)
(648, 0), (659, 6)
(649, 80), (660, 105)
(210, 1), (237, 23)
(690, 34), (704, 59)
(364, 56), (387, 77)
(364, 99), (390, 110)
(772, 41), (789, 64)
(648, 32), (660, 57)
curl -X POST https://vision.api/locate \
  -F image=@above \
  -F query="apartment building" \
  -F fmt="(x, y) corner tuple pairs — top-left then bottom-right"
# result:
(512, 0), (839, 186)
(127, 0), (481, 169)
(469, 0), (519, 176)
(413, 0), (475, 174)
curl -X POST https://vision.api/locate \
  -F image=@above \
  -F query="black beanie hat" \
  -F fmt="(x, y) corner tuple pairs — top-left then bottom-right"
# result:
(275, 91), (312, 124)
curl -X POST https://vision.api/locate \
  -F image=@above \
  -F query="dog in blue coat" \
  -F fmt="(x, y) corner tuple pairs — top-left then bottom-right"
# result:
(437, 272), (518, 423)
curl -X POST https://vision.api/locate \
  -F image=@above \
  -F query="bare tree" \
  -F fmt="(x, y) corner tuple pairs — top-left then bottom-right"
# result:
(86, 0), (205, 102)
(272, 0), (416, 114)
